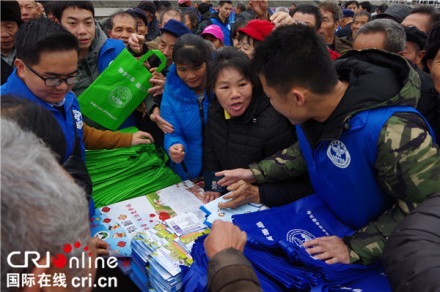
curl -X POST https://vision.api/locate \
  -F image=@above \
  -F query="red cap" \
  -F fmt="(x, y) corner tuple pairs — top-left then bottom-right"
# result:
(238, 20), (274, 41)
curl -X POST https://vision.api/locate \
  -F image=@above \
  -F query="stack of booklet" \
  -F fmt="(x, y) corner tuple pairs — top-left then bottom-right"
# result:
(85, 128), (181, 208)
(200, 194), (265, 227)
(131, 213), (209, 291)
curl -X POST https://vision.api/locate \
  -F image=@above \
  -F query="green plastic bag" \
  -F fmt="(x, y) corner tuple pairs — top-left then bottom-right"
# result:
(78, 49), (166, 130)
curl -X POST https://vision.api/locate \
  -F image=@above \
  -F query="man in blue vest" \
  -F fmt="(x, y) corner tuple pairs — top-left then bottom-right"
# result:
(216, 24), (440, 266)
(197, 1), (232, 46)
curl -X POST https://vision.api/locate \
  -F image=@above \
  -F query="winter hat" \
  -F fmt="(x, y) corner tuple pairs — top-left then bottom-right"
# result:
(403, 26), (427, 50)
(375, 4), (410, 23)
(200, 25), (225, 43)
(342, 9), (354, 18)
(126, 8), (148, 26)
(238, 20), (274, 41)
(160, 19), (192, 38)
(1, 1), (23, 26)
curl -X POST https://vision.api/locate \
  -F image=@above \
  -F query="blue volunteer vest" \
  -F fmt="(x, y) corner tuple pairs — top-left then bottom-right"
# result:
(210, 18), (231, 46)
(296, 106), (435, 230)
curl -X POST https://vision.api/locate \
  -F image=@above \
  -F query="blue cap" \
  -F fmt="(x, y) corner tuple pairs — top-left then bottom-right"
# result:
(342, 9), (354, 18)
(126, 8), (148, 26)
(160, 19), (192, 38)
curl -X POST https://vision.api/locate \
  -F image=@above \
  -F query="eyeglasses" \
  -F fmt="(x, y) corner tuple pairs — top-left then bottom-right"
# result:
(24, 63), (82, 87)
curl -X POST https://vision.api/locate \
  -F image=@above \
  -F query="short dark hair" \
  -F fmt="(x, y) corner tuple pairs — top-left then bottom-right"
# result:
(360, 1), (372, 13)
(219, 1), (232, 7)
(156, 1), (172, 9)
(409, 6), (440, 32)
(138, 1), (157, 15)
(253, 24), (338, 95)
(199, 3), (211, 15)
(109, 11), (137, 30)
(319, 2), (342, 23)
(354, 10), (371, 21)
(207, 47), (261, 99)
(236, 2), (246, 12)
(1, 96), (67, 163)
(292, 4), (323, 31)
(376, 3), (388, 14)
(15, 18), (79, 66)
(173, 34), (212, 67)
(52, 1), (95, 22)
(345, 1), (360, 8)
(231, 19), (249, 40)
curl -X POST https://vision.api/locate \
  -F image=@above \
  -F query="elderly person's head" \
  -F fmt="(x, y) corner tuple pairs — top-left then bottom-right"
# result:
(1, 119), (91, 290)
(353, 19), (405, 53)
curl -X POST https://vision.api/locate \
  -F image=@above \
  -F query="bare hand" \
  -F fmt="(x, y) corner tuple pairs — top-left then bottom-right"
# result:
(169, 144), (185, 163)
(129, 33), (145, 54)
(150, 107), (174, 133)
(218, 180), (260, 209)
(303, 236), (350, 265)
(147, 68), (166, 96)
(216, 168), (256, 186)
(270, 11), (296, 28)
(203, 191), (221, 204)
(89, 237), (110, 257)
(135, 102), (147, 118)
(131, 131), (154, 145)
(204, 221), (247, 259)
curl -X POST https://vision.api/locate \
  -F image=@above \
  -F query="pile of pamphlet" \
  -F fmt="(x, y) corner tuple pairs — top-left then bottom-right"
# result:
(131, 213), (209, 291)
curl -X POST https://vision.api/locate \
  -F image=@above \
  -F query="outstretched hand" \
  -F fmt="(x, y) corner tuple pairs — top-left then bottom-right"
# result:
(216, 168), (256, 187)
(303, 236), (350, 265)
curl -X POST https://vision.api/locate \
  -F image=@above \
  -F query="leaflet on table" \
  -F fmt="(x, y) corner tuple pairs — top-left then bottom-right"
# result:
(90, 180), (205, 257)
(156, 180), (206, 221)
(200, 194), (265, 227)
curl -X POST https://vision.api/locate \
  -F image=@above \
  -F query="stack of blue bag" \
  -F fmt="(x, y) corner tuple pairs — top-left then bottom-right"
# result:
(182, 194), (391, 291)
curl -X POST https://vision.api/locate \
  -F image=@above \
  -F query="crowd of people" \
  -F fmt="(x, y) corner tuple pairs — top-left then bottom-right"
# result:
(1, 0), (439, 291)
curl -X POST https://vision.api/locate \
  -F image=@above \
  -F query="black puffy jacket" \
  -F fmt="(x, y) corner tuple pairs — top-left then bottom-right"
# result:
(203, 92), (295, 179)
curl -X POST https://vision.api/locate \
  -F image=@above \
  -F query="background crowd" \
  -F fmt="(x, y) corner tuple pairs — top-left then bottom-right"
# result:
(1, 0), (440, 291)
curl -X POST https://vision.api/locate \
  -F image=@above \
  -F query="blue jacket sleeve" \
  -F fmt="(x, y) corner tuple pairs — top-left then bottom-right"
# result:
(161, 88), (188, 155)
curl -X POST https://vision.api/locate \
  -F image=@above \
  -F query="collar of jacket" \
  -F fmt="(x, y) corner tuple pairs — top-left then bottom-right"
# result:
(301, 49), (420, 148)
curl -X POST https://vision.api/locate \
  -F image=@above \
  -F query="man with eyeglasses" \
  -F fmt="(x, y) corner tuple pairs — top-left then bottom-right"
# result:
(1, 18), (154, 163)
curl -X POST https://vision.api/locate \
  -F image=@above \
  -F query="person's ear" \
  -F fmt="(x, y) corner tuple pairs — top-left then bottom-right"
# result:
(415, 50), (425, 66)
(22, 256), (53, 292)
(334, 19), (340, 30)
(289, 88), (306, 107)
(108, 30), (112, 37)
(15, 59), (26, 78)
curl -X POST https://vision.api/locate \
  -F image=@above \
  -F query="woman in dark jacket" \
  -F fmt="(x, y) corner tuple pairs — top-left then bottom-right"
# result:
(203, 47), (296, 199)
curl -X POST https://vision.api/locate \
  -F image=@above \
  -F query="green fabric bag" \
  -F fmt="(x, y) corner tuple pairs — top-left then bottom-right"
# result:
(78, 49), (166, 130)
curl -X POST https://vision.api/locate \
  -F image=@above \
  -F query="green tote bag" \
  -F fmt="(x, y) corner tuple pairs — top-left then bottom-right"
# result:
(78, 49), (166, 130)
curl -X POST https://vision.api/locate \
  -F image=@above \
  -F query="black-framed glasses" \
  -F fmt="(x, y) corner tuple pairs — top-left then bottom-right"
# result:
(24, 63), (82, 87)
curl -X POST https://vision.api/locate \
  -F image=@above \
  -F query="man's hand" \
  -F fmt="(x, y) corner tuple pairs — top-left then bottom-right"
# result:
(203, 191), (221, 204)
(169, 144), (185, 163)
(131, 131), (154, 145)
(129, 33), (145, 54)
(270, 11), (297, 28)
(303, 236), (350, 265)
(89, 237), (110, 257)
(150, 107), (174, 133)
(135, 102), (148, 118)
(204, 221), (247, 259)
(216, 168), (256, 186)
(218, 180), (260, 209)
(148, 68), (166, 97)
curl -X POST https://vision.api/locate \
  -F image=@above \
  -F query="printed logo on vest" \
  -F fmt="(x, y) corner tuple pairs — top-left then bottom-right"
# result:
(327, 140), (351, 168)
(286, 229), (315, 247)
(108, 86), (132, 109)
(72, 110), (83, 129)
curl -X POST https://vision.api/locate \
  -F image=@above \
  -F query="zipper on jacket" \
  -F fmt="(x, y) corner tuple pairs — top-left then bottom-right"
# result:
(198, 99), (205, 139)
(81, 60), (94, 84)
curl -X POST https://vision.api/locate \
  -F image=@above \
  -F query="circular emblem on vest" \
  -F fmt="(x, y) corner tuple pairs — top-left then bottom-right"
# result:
(327, 140), (351, 168)
(286, 229), (316, 247)
(108, 86), (132, 109)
